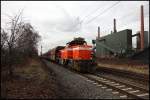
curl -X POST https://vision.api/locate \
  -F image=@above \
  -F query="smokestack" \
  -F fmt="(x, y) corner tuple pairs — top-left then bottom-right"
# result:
(140, 5), (144, 51)
(98, 26), (100, 38)
(114, 18), (117, 33)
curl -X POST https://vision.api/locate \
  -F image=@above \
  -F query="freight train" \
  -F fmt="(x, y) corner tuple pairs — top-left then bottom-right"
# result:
(43, 37), (96, 72)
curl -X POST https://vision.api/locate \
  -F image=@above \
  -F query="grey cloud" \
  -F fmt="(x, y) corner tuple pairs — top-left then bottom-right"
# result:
(57, 17), (82, 32)
(44, 18), (82, 33)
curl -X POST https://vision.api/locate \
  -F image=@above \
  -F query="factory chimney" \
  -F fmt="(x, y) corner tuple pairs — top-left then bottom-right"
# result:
(114, 18), (117, 33)
(98, 26), (100, 39)
(140, 5), (144, 51)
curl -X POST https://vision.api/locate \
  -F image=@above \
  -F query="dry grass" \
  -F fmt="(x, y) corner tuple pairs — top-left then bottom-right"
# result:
(96, 58), (149, 75)
(1, 58), (60, 99)
(97, 63), (149, 75)
(14, 59), (47, 82)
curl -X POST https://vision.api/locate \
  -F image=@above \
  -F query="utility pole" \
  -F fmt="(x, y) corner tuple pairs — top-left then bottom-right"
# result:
(140, 5), (144, 51)
(98, 26), (100, 39)
(41, 45), (42, 56)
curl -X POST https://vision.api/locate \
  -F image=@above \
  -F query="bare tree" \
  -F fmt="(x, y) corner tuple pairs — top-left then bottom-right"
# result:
(16, 23), (41, 57)
(2, 9), (41, 76)
(1, 29), (8, 49)
(5, 10), (24, 76)
(1, 28), (9, 66)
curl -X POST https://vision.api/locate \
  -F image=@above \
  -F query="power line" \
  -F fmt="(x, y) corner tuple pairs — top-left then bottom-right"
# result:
(81, 3), (104, 22)
(74, 3), (104, 32)
(85, 1), (121, 24)
(117, 4), (149, 29)
(74, 1), (120, 33)
(118, 3), (148, 20)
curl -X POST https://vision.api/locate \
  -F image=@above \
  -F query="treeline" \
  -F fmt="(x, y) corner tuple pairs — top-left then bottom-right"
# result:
(1, 11), (41, 76)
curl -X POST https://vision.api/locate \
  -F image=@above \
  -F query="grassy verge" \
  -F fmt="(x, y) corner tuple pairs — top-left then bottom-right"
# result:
(97, 59), (149, 75)
(1, 57), (60, 99)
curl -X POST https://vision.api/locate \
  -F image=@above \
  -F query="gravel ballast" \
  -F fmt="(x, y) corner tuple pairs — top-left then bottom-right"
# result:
(43, 60), (122, 99)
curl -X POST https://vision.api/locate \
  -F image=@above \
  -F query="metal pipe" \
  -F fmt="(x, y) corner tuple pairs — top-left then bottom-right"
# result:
(140, 5), (144, 50)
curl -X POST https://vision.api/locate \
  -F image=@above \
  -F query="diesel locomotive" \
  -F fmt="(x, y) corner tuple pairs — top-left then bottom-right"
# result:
(44, 37), (96, 72)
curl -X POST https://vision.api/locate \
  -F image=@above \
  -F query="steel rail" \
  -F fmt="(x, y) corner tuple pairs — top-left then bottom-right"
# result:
(82, 74), (149, 99)
(95, 73), (149, 92)
(96, 66), (149, 83)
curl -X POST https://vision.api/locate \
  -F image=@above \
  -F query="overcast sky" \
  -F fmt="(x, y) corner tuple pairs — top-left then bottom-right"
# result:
(1, 1), (149, 54)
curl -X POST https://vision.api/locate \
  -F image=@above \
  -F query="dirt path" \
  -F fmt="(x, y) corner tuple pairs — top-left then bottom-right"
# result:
(1, 57), (63, 99)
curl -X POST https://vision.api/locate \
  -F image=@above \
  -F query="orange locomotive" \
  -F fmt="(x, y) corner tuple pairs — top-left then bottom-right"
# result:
(48, 37), (95, 72)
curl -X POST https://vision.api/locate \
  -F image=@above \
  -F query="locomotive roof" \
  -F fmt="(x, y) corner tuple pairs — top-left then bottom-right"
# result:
(67, 37), (87, 45)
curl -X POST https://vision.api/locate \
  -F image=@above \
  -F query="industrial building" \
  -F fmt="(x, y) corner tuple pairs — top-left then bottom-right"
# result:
(93, 5), (149, 59)
(95, 29), (133, 58)
(95, 29), (149, 58)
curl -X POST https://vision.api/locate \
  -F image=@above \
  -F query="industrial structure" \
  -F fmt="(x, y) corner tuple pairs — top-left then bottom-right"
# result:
(136, 31), (149, 51)
(93, 5), (149, 59)
(95, 29), (133, 58)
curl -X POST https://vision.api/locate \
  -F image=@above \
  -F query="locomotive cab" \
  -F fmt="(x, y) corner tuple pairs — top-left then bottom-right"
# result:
(59, 37), (96, 72)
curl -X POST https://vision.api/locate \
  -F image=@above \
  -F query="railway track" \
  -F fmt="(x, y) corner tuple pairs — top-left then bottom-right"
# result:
(82, 73), (149, 99)
(65, 66), (149, 99)
(96, 66), (149, 84)
(43, 59), (149, 99)
(95, 73), (149, 91)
